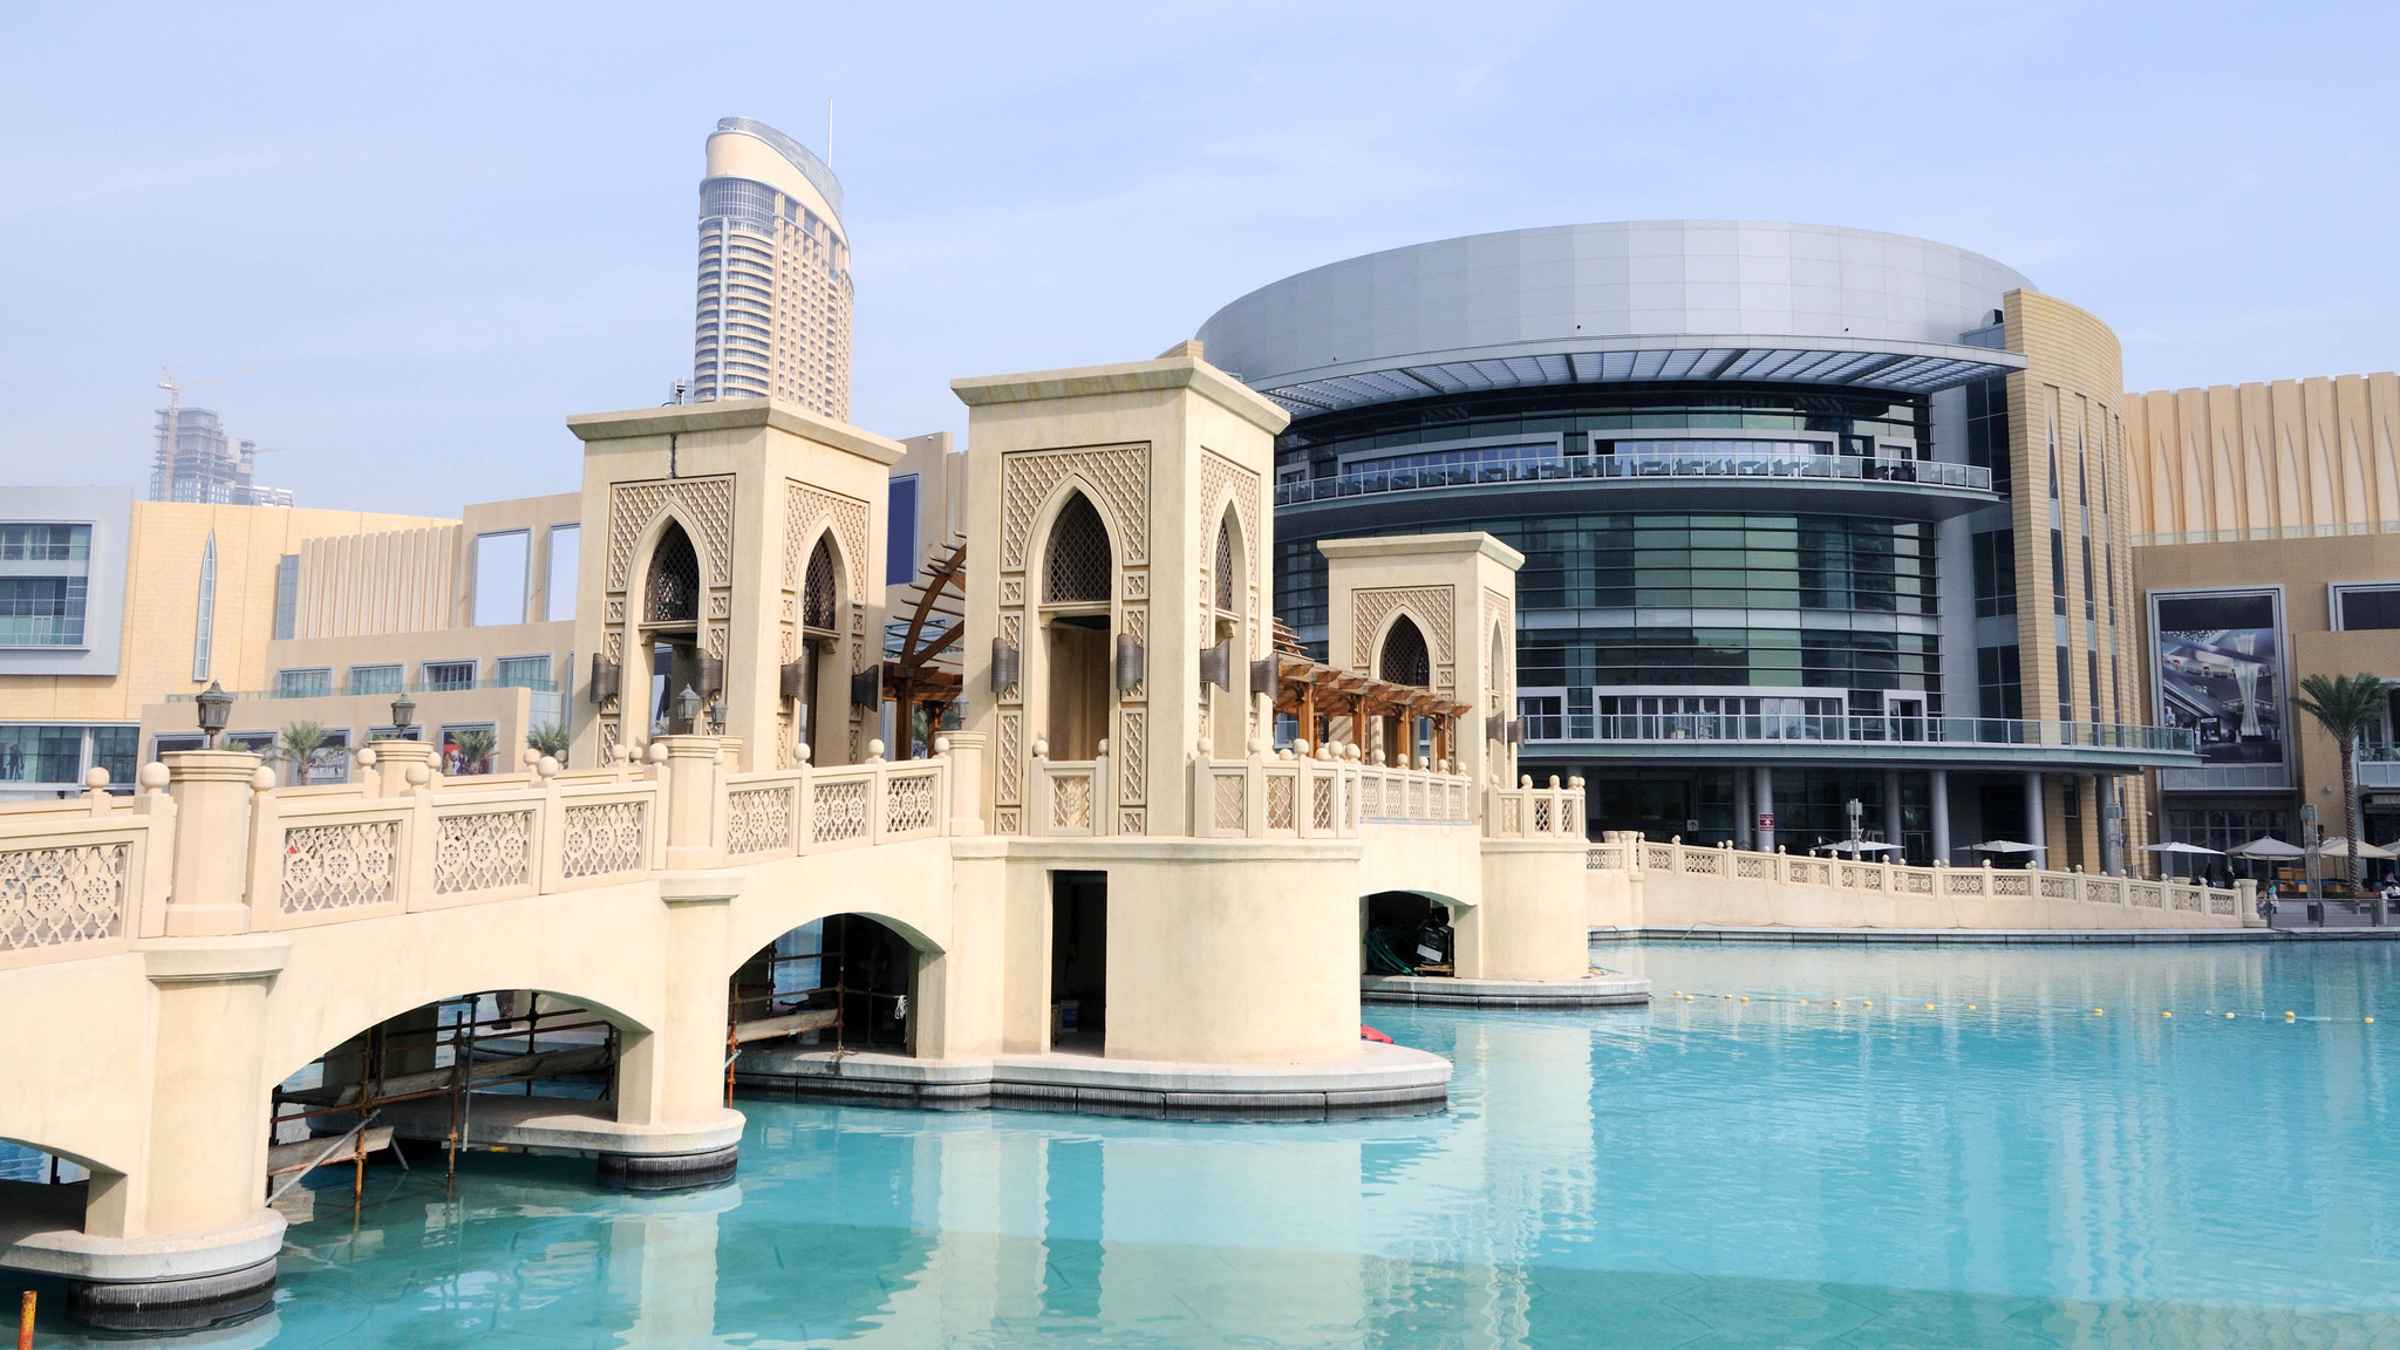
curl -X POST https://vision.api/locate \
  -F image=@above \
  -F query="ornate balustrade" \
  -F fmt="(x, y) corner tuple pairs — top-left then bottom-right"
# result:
(1484, 775), (1587, 839)
(1586, 834), (2249, 921)
(0, 733), (973, 970)
(0, 768), (176, 970)
(1186, 746), (1477, 840)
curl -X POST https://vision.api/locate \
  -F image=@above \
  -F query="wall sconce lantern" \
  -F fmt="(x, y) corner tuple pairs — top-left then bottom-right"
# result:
(1115, 634), (1146, 692)
(990, 638), (1020, 695)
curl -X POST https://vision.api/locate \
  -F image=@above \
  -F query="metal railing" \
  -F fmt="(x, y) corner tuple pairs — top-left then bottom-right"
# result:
(1521, 711), (2194, 753)
(166, 677), (561, 701)
(1275, 451), (1991, 506)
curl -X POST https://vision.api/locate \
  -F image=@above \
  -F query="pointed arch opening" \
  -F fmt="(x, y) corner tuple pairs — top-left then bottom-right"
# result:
(1379, 615), (1430, 689)
(1210, 502), (1249, 758)
(1035, 488), (1115, 761)
(795, 529), (852, 763)
(639, 519), (706, 735)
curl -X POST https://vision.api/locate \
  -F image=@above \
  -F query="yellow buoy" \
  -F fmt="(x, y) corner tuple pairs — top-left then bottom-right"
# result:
(2162, 1011), (2173, 1019)
(2284, 1011), (2297, 1021)
(1739, 996), (1750, 1004)
(2366, 1016), (2376, 1025)
(1831, 1000), (1842, 1007)
(1966, 1003), (1977, 1011)
(2225, 1012), (2237, 1020)
(1923, 1003), (1935, 1011)
(1862, 1000), (1873, 1008)
(1799, 998), (1809, 1005)
(2092, 1008), (2104, 1016)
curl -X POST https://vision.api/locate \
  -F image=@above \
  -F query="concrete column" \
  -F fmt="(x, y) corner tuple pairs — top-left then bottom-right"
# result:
(161, 750), (265, 937)
(2100, 775), (2123, 875)
(1930, 769), (1952, 864)
(611, 875), (742, 1188)
(2023, 772), (2047, 863)
(1733, 769), (1752, 850)
(1881, 770), (1903, 854)
(657, 734), (727, 869)
(1753, 766), (1776, 853)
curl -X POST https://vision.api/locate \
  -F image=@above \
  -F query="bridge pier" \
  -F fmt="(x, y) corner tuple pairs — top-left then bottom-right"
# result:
(32, 938), (292, 1332)
(608, 873), (746, 1191)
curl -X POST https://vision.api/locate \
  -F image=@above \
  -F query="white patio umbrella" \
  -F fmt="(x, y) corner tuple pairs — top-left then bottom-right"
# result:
(1968, 839), (2044, 867)
(1823, 839), (1900, 854)
(2146, 840), (2225, 879)
(2231, 836), (2305, 860)
(2314, 836), (2394, 860)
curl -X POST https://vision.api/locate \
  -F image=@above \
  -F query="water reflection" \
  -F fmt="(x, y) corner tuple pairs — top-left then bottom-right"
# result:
(20, 941), (2400, 1346)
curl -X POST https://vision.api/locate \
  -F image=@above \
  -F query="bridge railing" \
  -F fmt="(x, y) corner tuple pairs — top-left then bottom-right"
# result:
(1586, 833), (2250, 921)
(0, 768), (177, 970)
(1484, 775), (1587, 839)
(719, 748), (951, 859)
(1187, 747), (1475, 839)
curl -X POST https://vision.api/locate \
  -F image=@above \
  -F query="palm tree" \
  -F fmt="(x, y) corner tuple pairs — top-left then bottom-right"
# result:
(449, 727), (498, 777)
(2295, 672), (2388, 925)
(273, 720), (333, 786)
(525, 722), (571, 768)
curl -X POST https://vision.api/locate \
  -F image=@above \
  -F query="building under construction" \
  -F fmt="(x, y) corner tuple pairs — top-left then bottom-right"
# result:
(151, 378), (294, 506)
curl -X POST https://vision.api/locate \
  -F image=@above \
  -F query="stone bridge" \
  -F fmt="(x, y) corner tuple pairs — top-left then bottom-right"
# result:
(0, 731), (1588, 1325)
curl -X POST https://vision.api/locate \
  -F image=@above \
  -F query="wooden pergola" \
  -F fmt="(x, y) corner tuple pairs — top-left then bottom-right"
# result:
(1261, 620), (1472, 765)
(880, 537), (966, 760)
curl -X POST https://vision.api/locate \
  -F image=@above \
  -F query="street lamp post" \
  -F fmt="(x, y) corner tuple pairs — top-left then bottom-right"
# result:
(389, 693), (417, 742)
(1846, 797), (1864, 852)
(2301, 801), (2322, 926)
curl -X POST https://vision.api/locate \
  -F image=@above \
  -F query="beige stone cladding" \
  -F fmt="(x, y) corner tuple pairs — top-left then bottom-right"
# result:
(952, 348), (1287, 839)
(2003, 289), (2146, 863)
(2136, 532), (2400, 833)
(1319, 532), (1525, 791)
(2125, 372), (2400, 539)
(0, 501), (454, 727)
(565, 399), (901, 773)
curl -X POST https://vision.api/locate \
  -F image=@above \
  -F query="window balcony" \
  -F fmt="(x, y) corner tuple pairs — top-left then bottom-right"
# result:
(1277, 449), (1991, 509)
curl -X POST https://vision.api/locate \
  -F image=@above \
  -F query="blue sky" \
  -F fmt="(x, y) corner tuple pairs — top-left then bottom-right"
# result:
(2, 1), (2391, 517)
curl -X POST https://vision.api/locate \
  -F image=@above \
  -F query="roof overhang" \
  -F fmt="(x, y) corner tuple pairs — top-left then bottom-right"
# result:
(1246, 335), (2027, 418)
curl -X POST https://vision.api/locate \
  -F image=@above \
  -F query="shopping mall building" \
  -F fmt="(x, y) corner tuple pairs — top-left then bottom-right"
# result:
(1199, 221), (2400, 869)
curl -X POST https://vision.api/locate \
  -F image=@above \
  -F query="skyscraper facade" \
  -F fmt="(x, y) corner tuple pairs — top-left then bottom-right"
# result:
(690, 117), (853, 418)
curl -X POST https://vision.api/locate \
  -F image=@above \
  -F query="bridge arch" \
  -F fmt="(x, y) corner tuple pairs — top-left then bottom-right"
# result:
(264, 984), (653, 1092)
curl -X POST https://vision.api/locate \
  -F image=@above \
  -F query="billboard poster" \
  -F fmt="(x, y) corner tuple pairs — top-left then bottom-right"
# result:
(2152, 589), (2284, 768)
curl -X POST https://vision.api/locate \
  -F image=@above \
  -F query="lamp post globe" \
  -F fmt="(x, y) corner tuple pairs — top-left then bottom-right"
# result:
(390, 693), (417, 740)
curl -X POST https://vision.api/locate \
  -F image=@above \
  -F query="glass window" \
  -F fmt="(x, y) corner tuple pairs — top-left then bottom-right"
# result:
(438, 722), (498, 776)
(273, 554), (300, 641)
(0, 524), (91, 561)
(305, 730), (351, 785)
(545, 526), (580, 622)
(2337, 586), (2400, 632)
(473, 530), (530, 627)
(348, 664), (403, 696)
(275, 668), (332, 699)
(153, 733), (205, 759)
(496, 655), (551, 690)
(888, 475), (919, 584)
(423, 661), (476, 691)
(192, 533), (217, 680)
(0, 577), (88, 646)
(0, 725), (88, 785)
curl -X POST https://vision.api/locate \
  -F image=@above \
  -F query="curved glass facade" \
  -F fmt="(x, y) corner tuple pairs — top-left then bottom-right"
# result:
(1275, 384), (1928, 479)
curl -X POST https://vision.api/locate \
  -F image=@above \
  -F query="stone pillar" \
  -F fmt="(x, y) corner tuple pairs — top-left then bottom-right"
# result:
(611, 874), (742, 1189)
(1881, 770), (1903, 855)
(1753, 766), (1776, 853)
(365, 739), (440, 798)
(1733, 770), (1752, 850)
(1930, 769), (1952, 864)
(2100, 775), (2124, 875)
(2023, 772), (2047, 864)
(941, 731), (988, 835)
(160, 750), (264, 937)
(76, 937), (293, 1326)
(657, 735), (727, 869)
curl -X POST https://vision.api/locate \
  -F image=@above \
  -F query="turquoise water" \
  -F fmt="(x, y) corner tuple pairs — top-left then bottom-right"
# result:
(22, 939), (2400, 1346)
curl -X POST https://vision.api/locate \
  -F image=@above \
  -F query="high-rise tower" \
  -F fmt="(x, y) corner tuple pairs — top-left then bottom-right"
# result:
(690, 117), (853, 418)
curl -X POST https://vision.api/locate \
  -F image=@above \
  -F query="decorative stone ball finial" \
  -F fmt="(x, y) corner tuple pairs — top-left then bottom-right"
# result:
(83, 766), (110, 791)
(356, 747), (378, 771)
(647, 743), (669, 765)
(796, 742), (812, 766)
(250, 767), (276, 792)
(868, 738), (888, 761)
(1031, 737), (1050, 759)
(537, 755), (561, 778)
(933, 735), (952, 757)
(138, 762), (170, 793)
(1520, 775), (1533, 789)
(1095, 738), (1108, 756)
(405, 765), (431, 789)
